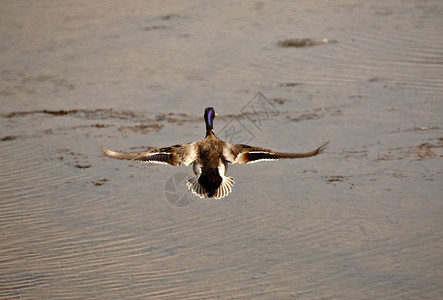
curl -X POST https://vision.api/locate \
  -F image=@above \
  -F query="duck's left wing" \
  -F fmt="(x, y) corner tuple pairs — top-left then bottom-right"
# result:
(223, 140), (328, 164)
(99, 143), (197, 166)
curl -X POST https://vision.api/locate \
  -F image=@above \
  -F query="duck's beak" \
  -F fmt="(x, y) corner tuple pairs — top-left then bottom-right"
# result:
(215, 113), (218, 117)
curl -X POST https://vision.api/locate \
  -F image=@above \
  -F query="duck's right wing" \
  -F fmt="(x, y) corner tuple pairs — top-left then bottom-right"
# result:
(222, 141), (329, 164)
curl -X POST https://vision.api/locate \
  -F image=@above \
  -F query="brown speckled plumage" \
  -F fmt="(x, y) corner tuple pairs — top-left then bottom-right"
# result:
(100, 107), (328, 199)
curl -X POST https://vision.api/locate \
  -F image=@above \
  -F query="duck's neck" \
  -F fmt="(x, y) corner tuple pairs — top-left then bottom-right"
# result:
(206, 127), (215, 137)
(205, 115), (214, 137)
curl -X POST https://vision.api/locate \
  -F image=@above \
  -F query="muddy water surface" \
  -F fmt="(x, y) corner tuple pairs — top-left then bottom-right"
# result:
(1, 1), (442, 299)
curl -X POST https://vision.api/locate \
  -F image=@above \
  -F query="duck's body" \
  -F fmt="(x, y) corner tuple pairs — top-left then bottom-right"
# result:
(100, 107), (328, 199)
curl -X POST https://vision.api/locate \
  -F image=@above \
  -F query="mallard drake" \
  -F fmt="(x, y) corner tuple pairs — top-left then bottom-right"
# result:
(100, 107), (328, 199)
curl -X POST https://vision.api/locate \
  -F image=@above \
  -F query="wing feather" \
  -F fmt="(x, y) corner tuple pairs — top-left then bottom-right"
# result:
(99, 143), (197, 166)
(223, 140), (328, 164)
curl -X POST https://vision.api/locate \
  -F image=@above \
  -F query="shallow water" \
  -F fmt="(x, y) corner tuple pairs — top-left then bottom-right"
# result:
(1, 1), (442, 299)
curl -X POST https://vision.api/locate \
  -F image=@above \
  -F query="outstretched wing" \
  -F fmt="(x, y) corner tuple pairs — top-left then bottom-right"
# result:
(222, 140), (328, 164)
(99, 143), (198, 166)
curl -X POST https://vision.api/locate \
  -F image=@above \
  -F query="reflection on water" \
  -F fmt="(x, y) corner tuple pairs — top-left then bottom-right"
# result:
(1, 1), (442, 298)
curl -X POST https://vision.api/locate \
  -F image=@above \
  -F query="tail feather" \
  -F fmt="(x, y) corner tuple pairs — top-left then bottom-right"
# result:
(187, 175), (235, 199)
(186, 177), (207, 199)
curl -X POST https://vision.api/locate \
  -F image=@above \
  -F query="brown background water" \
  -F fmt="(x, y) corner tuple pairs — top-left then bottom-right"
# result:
(1, 1), (442, 298)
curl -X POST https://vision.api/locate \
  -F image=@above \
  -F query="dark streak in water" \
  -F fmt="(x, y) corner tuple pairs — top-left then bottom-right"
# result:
(277, 38), (337, 48)
(1, 135), (16, 141)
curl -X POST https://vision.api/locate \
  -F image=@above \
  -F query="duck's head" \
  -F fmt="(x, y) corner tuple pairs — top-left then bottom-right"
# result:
(204, 107), (218, 134)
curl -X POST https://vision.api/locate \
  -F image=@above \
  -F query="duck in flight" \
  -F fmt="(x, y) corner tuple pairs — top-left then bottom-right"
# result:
(100, 107), (328, 199)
